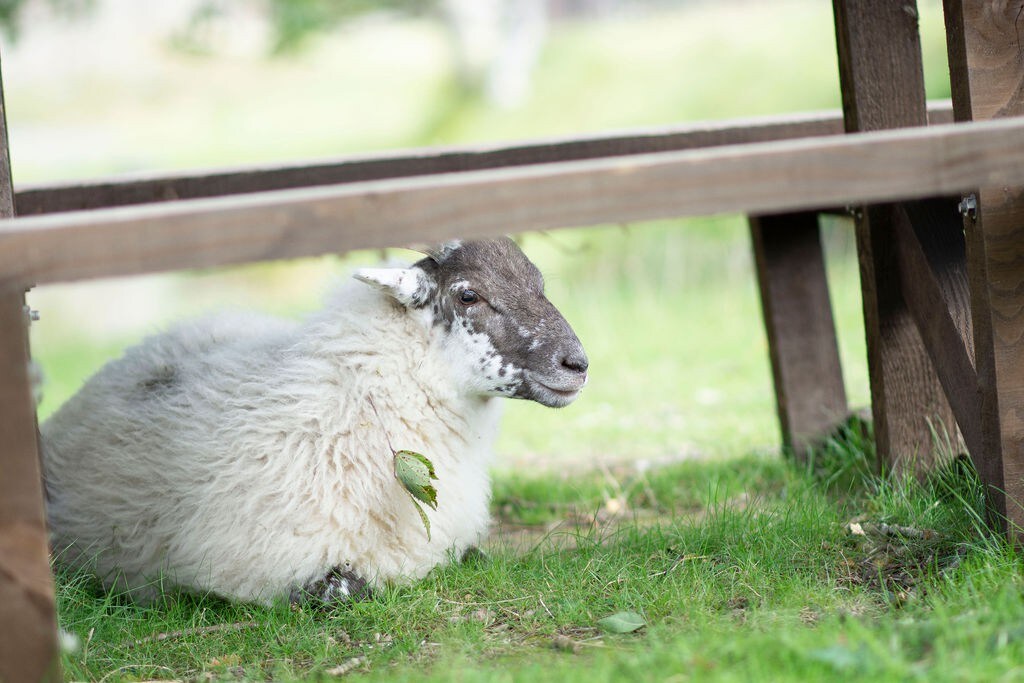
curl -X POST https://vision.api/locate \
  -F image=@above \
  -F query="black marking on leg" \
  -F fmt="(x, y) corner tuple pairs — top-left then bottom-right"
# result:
(460, 546), (489, 566)
(290, 566), (372, 607)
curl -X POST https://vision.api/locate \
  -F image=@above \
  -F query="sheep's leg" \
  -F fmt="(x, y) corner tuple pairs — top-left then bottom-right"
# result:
(460, 546), (488, 565)
(290, 566), (371, 606)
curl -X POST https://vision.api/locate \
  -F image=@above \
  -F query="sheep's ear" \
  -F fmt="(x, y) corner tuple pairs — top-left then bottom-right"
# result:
(353, 267), (434, 308)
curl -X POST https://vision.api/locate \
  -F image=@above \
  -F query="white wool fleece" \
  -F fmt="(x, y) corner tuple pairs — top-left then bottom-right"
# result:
(41, 280), (502, 604)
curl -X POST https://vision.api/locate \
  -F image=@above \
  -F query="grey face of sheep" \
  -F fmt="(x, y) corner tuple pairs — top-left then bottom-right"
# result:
(354, 238), (588, 407)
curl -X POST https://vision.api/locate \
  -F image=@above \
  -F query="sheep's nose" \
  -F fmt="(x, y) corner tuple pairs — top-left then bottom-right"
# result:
(561, 349), (589, 374)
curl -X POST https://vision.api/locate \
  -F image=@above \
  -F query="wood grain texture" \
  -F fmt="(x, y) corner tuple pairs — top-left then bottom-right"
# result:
(894, 199), (980, 457)
(2, 116), (1024, 287)
(0, 52), (60, 683)
(945, 1), (1024, 121)
(750, 212), (847, 460)
(15, 111), (845, 215)
(945, 0), (1024, 535)
(835, 0), (929, 132)
(0, 291), (60, 683)
(900, 198), (976, 364)
(834, 0), (958, 476)
(13, 104), (955, 216)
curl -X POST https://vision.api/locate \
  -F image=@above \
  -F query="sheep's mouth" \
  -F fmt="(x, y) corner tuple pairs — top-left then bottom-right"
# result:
(538, 381), (582, 398)
(525, 373), (587, 407)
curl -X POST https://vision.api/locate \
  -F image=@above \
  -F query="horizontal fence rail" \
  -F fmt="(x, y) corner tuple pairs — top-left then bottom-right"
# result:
(1, 112), (1020, 287)
(14, 103), (955, 216)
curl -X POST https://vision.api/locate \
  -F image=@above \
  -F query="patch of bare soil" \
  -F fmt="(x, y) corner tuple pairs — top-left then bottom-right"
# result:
(485, 489), (751, 556)
(836, 517), (967, 604)
(485, 506), (670, 555)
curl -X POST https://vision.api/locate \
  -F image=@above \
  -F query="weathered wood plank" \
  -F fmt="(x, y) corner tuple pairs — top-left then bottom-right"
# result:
(944, 0), (1024, 535)
(944, 2), (1024, 122)
(834, 0), (958, 476)
(750, 212), (847, 460)
(15, 111), (847, 215)
(2, 115), (1024, 287)
(0, 50), (60, 683)
(0, 290), (59, 683)
(13, 104), (955, 216)
(894, 198), (980, 457)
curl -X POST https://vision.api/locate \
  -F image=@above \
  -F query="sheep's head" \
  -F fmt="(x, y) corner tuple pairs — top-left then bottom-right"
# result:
(354, 238), (588, 407)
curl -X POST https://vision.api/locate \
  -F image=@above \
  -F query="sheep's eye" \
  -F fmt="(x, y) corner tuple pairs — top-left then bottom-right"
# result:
(459, 289), (479, 305)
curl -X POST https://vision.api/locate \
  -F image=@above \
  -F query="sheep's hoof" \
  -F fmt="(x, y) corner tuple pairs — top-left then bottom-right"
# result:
(460, 546), (489, 566)
(290, 566), (372, 607)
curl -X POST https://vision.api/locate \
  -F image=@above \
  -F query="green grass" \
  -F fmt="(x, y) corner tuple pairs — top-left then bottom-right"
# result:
(56, 433), (1024, 682)
(18, 1), (1016, 680)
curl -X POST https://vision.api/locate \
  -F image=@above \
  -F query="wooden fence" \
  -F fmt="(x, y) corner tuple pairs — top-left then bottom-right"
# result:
(2, 1), (1022, 680)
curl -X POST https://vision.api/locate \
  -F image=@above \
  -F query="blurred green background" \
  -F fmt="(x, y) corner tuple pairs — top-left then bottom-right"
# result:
(8, 0), (953, 470)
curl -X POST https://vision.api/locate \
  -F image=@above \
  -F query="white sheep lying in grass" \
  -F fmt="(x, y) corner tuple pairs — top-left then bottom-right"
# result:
(41, 238), (588, 605)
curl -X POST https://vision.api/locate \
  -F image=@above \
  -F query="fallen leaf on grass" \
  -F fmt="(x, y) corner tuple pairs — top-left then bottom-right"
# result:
(845, 519), (939, 541)
(552, 633), (581, 653)
(597, 611), (646, 634)
(207, 654), (241, 668)
(326, 657), (363, 677)
(800, 606), (821, 626)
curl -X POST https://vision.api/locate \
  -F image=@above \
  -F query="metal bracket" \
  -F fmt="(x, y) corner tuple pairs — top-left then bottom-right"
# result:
(22, 304), (39, 323)
(958, 194), (978, 221)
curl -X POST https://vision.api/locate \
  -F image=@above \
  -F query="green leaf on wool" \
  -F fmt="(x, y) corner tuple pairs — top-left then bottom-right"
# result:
(411, 498), (432, 543)
(394, 450), (439, 540)
(395, 450), (438, 509)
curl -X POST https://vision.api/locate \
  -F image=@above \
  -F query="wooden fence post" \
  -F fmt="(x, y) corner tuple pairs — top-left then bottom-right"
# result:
(833, 0), (959, 476)
(943, 0), (1024, 535)
(750, 212), (848, 460)
(0, 49), (60, 683)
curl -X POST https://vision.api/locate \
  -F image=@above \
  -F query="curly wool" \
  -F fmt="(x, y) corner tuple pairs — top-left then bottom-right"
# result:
(41, 280), (502, 604)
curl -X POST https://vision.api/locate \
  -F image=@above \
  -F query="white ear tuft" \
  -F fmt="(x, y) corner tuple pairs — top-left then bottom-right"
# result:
(353, 267), (433, 308)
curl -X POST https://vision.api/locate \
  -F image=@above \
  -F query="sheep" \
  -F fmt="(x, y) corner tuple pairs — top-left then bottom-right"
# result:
(40, 237), (588, 605)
